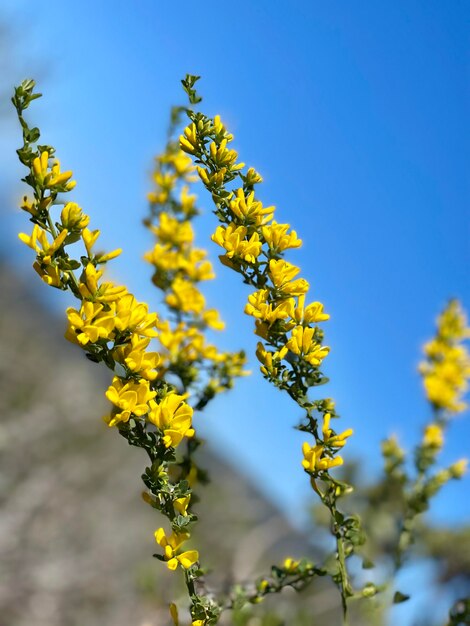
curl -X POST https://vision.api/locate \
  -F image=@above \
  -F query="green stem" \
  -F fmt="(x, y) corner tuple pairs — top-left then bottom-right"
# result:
(336, 529), (350, 623)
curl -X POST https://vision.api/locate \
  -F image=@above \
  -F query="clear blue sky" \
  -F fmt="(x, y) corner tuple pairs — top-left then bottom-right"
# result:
(1, 0), (469, 543)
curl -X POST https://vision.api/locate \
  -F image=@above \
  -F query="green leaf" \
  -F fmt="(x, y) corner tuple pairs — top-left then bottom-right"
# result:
(63, 232), (82, 246)
(334, 510), (344, 524)
(393, 591), (410, 604)
(26, 126), (40, 143)
(181, 74), (202, 104)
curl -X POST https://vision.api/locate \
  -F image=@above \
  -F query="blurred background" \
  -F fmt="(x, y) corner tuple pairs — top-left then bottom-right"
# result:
(0, 2), (469, 625)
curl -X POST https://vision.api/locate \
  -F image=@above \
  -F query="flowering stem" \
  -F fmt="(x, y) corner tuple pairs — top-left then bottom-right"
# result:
(178, 75), (361, 617)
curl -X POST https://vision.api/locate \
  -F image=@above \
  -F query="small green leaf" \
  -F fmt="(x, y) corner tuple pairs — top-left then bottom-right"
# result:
(393, 591), (410, 604)
(26, 126), (40, 143)
(181, 74), (202, 104)
(334, 510), (344, 524)
(64, 232), (82, 246)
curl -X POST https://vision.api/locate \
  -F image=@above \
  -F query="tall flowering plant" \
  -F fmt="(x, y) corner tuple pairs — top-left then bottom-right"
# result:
(13, 79), (246, 625)
(12, 77), (469, 626)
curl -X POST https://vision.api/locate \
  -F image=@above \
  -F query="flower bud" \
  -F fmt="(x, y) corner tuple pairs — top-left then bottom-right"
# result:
(61, 202), (90, 230)
(450, 458), (468, 479)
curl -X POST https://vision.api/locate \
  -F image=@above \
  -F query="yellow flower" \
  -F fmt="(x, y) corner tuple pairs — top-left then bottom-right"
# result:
(60, 202), (90, 230)
(152, 170), (176, 196)
(209, 139), (244, 170)
(286, 325), (330, 366)
(283, 557), (300, 572)
(212, 114), (233, 141)
(174, 495), (191, 516)
(104, 376), (157, 427)
(157, 321), (191, 361)
(180, 122), (199, 155)
(171, 150), (195, 177)
(180, 185), (198, 214)
(165, 278), (206, 314)
(157, 322), (216, 365)
(115, 294), (159, 338)
(185, 250), (215, 282)
(79, 263), (127, 303)
(95, 248), (123, 264)
(151, 212), (194, 246)
(322, 413), (353, 448)
(436, 300), (470, 342)
(169, 603), (179, 626)
(65, 301), (115, 345)
(245, 289), (294, 324)
(32, 260), (62, 287)
(245, 167), (263, 185)
(113, 334), (160, 380)
(229, 188), (274, 226)
(302, 441), (343, 472)
(261, 221), (302, 252)
(212, 224), (262, 263)
(422, 350), (470, 412)
(82, 228), (101, 256)
(31, 150), (49, 182)
(19, 224), (67, 265)
(197, 166), (227, 189)
(47, 158), (75, 189)
(256, 342), (288, 377)
(419, 300), (470, 413)
(148, 392), (194, 448)
(450, 459), (468, 479)
(145, 245), (213, 282)
(293, 294), (330, 324)
(423, 376), (459, 412)
(20, 196), (39, 217)
(32, 150), (75, 189)
(423, 423), (444, 449)
(144, 242), (178, 271)
(245, 289), (269, 317)
(154, 528), (198, 570)
(202, 309), (225, 331)
(269, 259), (309, 296)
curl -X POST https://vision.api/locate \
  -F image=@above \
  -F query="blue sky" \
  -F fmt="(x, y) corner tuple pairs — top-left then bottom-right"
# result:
(1, 0), (469, 548)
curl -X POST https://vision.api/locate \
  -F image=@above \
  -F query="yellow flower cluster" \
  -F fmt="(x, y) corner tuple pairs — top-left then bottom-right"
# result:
(19, 224), (68, 287)
(419, 300), (470, 414)
(144, 147), (216, 322)
(177, 82), (359, 607)
(302, 413), (353, 474)
(148, 392), (195, 448)
(19, 150), (197, 450)
(31, 149), (76, 190)
(180, 111), (351, 475)
(14, 83), (214, 600)
(15, 77), (470, 626)
(177, 88), (358, 606)
(422, 423), (444, 450)
(144, 128), (248, 399)
(180, 116), (331, 382)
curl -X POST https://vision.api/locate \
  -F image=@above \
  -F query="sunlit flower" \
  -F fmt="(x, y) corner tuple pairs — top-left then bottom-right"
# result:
(154, 527), (198, 570)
